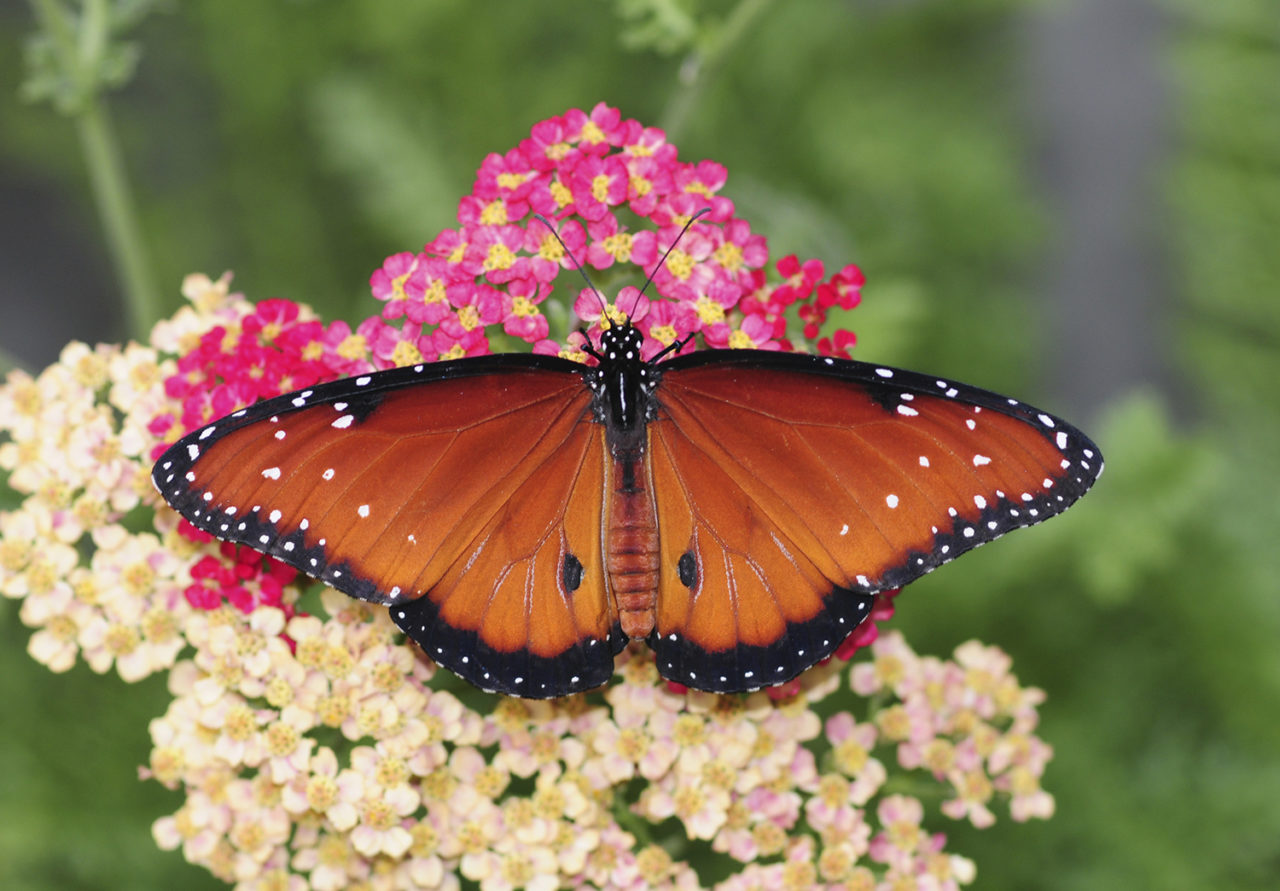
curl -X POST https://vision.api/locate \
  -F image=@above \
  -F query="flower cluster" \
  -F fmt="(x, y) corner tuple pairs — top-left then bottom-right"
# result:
(366, 102), (862, 362)
(0, 105), (1054, 890)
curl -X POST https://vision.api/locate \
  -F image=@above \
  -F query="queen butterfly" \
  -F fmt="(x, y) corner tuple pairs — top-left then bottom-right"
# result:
(151, 313), (1102, 698)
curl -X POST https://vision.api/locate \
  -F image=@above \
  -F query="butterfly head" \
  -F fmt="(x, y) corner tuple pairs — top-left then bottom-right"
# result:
(597, 321), (645, 369)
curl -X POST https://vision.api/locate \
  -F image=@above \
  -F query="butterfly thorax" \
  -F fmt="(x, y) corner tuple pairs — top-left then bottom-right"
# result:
(590, 323), (662, 639)
(589, 324), (658, 452)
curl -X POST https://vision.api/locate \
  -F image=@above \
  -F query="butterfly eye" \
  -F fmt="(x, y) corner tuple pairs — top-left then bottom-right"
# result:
(562, 553), (585, 592)
(677, 551), (698, 589)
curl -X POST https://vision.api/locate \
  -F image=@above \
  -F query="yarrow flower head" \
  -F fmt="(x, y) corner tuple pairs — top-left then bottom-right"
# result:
(0, 104), (1053, 889)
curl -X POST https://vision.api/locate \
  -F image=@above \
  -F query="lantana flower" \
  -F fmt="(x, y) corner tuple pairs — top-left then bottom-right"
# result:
(0, 103), (1055, 890)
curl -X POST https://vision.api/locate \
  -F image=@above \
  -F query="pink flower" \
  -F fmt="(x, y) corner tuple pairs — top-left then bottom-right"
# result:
(369, 252), (420, 312)
(565, 155), (629, 222)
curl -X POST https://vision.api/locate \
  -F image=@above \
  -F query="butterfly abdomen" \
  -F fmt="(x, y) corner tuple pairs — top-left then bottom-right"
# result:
(606, 451), (659, 639)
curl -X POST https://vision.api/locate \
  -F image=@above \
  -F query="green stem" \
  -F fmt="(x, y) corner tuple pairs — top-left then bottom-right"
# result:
(77, 100), (160, 339)
(28, 0), (161, 340)
(659, 0), (775, 140)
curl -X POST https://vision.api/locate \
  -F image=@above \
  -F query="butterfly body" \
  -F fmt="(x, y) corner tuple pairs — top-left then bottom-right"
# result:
(153, 321), (1102, 698)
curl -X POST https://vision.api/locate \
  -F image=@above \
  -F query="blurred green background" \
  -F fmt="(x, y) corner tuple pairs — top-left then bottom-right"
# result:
(1, 0), (1277, 888)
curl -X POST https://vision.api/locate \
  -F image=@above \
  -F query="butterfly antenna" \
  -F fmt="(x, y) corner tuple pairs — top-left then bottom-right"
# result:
(532, 213), (609, 319)
(628, 207), (713, 317)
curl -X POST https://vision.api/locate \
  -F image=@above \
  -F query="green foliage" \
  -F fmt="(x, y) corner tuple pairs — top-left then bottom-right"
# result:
(22, 0), (166, 114)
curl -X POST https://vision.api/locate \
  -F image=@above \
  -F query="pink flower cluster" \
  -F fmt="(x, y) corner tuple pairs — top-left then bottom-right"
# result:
(367, 102), (863, 362)
(149, 296), (375, 443)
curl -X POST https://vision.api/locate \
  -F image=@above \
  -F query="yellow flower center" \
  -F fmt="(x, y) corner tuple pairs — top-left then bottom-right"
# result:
(337, 334), (368, 361)
(422, 278), (446, 305)
(649, 324), (676, 345)
(673, 714), (706, 746)
(694, 296), (724, 325)
(538, 234), (564, 262)
(664, 248), (694, 281)
(728, 329), (753, 349)
(496, 171), (530, 190)
(714, 241), (744, 272)
(876, 705), (912, 741)
(551, 180), (573, 208)
(887, 818), (923, 851)
(104, 623), (139, 656)
(456, 306), (481, 331)
(410, 822), (439, 857)
(265, 720), (299, 758)
(591, 173), (612, 203)
(264, 677), (294, 708)
(485, 243), (517, 271)
(224, 704), (257, 741)
(141, 607), (178, 642)
(479, 199), (507, 225)
(123, 560), (156, 596)
(602, 232), (633, 262)
(362, 799), (396, 831)
(375, 756), (410, 788)
(321, 644), (354, 678)
(390, 340), (423, 368)
(835, 738), (870, 775)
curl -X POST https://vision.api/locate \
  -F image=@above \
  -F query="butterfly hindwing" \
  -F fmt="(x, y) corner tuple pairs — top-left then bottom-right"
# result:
(646, 350), (1101, 692)
(153, 355), (620, 697)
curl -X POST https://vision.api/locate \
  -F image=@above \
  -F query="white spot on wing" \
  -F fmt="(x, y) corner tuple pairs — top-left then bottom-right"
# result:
(875, 368), (893, 378)
(332, 414), (354, 429)
(322, 468), (335, 480)
(919, 456), (930, 467)
(187, 444), (200, 460)
(897, 405), (918, 417)
(261, 467), (281, 480)
(357, 504), (370, 518)
(886, 494), (899, 509)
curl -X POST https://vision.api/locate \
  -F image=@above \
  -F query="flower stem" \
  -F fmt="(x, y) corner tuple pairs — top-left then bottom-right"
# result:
(77, 99), (160, 339)
(28, 0), (161, 340)
(659, 0), (775, 140)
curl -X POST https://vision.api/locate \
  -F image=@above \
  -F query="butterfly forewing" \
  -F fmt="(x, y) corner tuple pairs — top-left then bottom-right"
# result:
(153, 356), (621, 696)
(644, 351), (1101, 691)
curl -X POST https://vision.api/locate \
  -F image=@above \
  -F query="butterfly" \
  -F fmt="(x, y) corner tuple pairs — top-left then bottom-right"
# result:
(151, 314), (1102, 698)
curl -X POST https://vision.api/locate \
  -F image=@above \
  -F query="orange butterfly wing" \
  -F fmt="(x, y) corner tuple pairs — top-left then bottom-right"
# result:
(646, 352), (1101, 692)
(153, 358), (622, 697)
